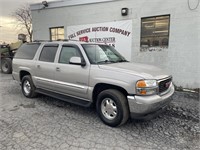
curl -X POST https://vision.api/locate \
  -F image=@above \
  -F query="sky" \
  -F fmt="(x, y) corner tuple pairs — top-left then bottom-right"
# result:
(0, 0), (55, 43)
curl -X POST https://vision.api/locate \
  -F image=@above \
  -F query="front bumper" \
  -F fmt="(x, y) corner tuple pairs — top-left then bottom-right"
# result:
(127, 83), (175, 119)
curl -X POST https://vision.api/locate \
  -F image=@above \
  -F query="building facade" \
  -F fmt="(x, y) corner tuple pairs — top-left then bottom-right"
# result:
(30, 0), (200, 89)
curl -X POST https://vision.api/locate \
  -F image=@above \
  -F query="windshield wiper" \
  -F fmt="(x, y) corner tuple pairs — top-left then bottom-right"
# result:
(116, 59), (129, 62)
(97, 60), (115, 64)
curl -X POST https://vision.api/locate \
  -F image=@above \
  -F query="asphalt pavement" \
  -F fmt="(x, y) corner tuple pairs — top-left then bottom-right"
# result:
(0, 73), (199, 150)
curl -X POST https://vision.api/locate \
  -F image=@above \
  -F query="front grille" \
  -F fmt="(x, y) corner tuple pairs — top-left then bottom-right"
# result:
(158, 77), (172, 93)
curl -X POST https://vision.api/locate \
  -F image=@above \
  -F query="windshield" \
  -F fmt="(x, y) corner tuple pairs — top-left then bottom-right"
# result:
(82, 44), (127, 64)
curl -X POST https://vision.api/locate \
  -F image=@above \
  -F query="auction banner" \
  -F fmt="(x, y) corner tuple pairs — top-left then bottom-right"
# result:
(67, 20), (132, 60)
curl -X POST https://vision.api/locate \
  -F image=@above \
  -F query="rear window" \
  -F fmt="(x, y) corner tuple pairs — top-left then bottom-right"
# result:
(14, 43), (40, 60)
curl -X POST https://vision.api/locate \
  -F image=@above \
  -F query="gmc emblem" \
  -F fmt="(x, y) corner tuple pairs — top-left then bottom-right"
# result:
(165, 81), (171, 88)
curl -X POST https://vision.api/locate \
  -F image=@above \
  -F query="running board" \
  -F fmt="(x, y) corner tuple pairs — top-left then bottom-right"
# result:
(36, 88), (92, 107)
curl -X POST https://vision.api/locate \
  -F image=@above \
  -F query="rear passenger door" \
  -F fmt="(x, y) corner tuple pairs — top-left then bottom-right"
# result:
(54, 44), (90, 99)
(34, 44), (58, 91)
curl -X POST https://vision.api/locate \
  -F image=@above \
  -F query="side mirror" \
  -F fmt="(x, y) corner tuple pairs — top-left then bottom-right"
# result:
(69, 57), (86, 66)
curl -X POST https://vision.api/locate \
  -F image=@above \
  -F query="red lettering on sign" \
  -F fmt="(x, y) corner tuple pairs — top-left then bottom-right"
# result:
(79, 36), (89, 42)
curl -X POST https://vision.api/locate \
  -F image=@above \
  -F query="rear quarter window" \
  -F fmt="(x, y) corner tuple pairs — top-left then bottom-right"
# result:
(14, 43), (40, 60)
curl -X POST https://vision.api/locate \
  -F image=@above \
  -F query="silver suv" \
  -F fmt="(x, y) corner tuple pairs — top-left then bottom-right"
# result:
(12, 41), (174, 127)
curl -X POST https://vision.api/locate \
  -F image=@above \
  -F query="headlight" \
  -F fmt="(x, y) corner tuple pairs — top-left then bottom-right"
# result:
(136, 80), (158, 95)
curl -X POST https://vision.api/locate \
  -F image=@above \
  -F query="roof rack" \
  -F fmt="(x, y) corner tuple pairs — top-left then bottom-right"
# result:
(33, 40), (52, 42)
(33, 39), (88, 43)
(57, 39), (88, 42)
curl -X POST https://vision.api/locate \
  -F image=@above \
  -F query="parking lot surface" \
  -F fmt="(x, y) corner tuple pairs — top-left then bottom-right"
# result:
(0, 73), (199, 150)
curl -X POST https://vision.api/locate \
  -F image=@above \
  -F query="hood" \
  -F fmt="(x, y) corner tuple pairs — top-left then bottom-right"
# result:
(98, 62), (169, 80)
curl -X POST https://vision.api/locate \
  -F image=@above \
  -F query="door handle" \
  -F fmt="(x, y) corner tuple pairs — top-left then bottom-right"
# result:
(56, 67), (60, 71)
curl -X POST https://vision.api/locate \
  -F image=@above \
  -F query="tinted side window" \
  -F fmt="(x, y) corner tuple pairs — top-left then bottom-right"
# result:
(14, 43), (40, 60)
(59, 46), (81, 64)
(39, 46), (58, 62)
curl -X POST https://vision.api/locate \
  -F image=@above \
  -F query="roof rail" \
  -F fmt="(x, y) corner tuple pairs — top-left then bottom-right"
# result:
(33, 40), (52, 42)
(33, 39), (88, 42)
(57, 39), (87, 42)
(56, 39), (69, 41)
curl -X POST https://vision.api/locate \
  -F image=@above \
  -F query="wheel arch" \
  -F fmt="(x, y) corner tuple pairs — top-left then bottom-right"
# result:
(92, 83), (128, 104)
(19, 70), (31, 81)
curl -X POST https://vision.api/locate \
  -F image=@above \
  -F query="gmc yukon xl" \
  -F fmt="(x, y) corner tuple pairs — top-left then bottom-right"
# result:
(12, 41), (174, 127)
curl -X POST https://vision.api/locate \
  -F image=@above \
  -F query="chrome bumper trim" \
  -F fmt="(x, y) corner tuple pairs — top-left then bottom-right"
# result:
(127, 84), (175, 117)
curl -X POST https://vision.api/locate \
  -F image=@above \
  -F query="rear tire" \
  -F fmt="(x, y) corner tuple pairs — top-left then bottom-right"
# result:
(21, 75), (37, 98)
(96, 89), (129, 127)
(1, 58), (12, 74)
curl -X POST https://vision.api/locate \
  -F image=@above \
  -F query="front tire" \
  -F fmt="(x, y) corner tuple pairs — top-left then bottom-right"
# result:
(21, 75), (37, 98)
(96, 89), (129, 127)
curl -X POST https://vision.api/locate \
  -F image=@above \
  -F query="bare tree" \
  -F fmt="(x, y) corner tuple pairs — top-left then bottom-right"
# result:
(12, 5), (32, 42)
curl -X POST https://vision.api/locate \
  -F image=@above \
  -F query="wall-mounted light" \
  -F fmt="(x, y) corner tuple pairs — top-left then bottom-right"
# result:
(42, 1), (48, 8)
(121, 8), (128, 16)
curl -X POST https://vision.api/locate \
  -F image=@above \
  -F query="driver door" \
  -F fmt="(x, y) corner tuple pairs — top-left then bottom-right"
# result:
(54, 44), (90, 99)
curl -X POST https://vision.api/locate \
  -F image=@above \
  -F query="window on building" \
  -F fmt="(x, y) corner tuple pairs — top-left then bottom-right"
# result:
(50, 27), (64, 41)
(39, 44), (58, 62)
(141, 15), (170, 49)
(59, 46), (81, 64)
